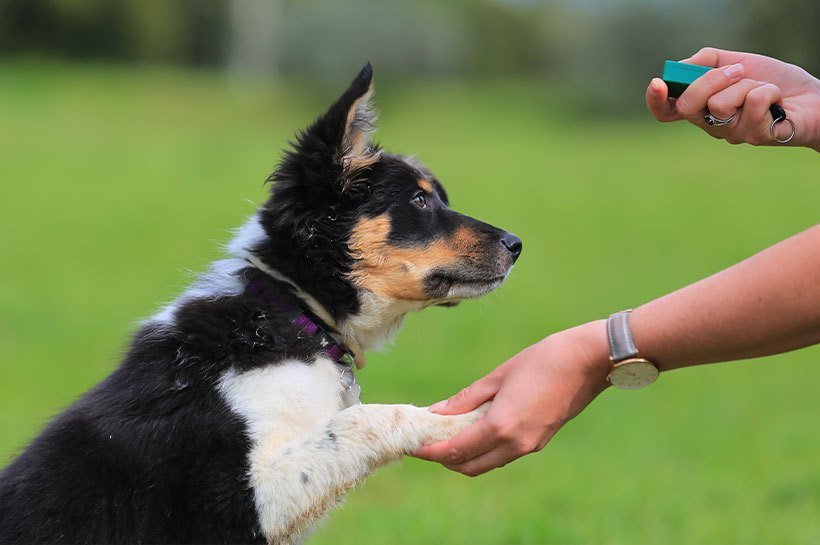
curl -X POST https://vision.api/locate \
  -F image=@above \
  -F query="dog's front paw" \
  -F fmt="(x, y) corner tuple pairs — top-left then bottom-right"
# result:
(413, 401), (491, 447)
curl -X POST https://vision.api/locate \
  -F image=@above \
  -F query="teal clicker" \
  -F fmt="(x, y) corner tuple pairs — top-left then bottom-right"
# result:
(662, 60), (712, 98)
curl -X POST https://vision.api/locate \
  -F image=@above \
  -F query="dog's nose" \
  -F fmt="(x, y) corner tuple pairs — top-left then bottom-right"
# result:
(501, 232), (522, 261)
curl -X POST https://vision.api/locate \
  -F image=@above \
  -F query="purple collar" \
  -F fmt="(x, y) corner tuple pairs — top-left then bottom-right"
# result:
(244, 268), (354, 365)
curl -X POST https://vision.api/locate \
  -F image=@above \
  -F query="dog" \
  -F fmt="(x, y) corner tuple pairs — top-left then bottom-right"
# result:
(0, 63), (522, 545)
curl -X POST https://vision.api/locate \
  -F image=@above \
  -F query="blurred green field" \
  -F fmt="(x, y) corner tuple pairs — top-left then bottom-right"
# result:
(1, 62), (818, 544)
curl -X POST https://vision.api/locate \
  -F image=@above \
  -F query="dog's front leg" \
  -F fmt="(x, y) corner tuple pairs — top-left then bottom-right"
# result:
(250, 402), (487, 545)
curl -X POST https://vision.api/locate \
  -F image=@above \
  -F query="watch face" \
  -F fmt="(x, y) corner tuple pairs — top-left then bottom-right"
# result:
(609, 359), (659, 390)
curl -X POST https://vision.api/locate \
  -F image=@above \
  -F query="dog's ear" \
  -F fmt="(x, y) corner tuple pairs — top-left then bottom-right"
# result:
(272, 63), (380, 200)
(334, 63), (380, 180)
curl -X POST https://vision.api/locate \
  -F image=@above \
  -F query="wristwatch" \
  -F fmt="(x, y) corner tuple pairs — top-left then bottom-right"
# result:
(606, 310), (659, 389)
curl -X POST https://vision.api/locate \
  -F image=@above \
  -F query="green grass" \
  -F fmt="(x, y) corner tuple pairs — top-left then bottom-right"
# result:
(1, 61), (818, 544)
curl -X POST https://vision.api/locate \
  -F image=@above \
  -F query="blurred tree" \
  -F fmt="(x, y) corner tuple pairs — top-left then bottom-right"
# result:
(276, 0), (468, 81)
(0, 0), (127, 59)
(120, 0), (184, 63)
(733, 0), (819, 75)
(228, 0), (280, 76)
(0, 0), (816, 112)
(0, 0), (227, 65)
(460, 0), (549, 76)
(549, 0), (741, 114)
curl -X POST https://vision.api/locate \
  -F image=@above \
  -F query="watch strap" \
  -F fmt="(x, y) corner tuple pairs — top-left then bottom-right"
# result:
(607, 310), (639, 362)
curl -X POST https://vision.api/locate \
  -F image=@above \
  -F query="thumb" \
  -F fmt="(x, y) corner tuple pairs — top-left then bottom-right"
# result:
(429, 376), (500, 415)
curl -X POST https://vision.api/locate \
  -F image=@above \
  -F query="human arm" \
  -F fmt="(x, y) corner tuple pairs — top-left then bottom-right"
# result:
(646, 47), (820, 151)
(413, 224), (820, 476)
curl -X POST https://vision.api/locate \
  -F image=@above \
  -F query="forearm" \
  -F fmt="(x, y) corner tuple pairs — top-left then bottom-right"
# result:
(629, 224), (820, 371)
(417, 226), (820, 475)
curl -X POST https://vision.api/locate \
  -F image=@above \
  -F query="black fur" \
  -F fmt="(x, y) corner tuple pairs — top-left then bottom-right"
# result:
(257, 63), (379, 322)
(0, 270), (334, 544)
(0, 64), (520, 544)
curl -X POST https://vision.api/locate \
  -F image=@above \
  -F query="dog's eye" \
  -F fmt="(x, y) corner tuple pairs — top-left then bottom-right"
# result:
(412, 193), (427, 209)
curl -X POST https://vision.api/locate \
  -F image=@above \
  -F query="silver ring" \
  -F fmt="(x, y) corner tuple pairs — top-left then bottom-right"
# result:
(770, 117), (796, 144)
(704, 112), (736, 127)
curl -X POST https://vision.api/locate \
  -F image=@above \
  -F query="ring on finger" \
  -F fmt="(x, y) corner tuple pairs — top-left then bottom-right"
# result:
(704, 112), (737, 127)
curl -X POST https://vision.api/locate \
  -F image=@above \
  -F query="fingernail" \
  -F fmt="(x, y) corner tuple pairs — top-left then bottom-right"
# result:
(722, 63), (743, 78)
(429, 400), (448, 412)
(649, 78), (662, 93)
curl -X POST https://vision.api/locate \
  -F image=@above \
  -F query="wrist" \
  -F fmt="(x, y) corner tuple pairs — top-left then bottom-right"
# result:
(566, 319), (613, 383)
(806, 77), (820, 152)
(809, 104), (820, 153)
(534, 320), (612, 401)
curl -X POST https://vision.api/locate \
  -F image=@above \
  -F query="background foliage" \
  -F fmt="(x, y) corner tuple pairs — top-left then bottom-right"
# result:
(1, 2), (818, 544)
(1, 0), (818, 109)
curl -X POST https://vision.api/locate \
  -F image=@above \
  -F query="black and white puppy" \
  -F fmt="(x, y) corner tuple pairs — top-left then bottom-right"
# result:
(0, 64), (522, 545)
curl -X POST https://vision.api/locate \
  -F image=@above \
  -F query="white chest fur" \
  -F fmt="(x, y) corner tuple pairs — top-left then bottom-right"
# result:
(218, 358), (358, 468)
(219, 356), (489, 544)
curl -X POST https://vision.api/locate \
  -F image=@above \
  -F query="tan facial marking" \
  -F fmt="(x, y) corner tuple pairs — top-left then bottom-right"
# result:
(417, 178), (433, 193)
(348, 214), (482, 300)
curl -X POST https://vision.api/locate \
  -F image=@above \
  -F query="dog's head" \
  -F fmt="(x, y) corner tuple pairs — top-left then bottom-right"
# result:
(256, 63), (521, 339)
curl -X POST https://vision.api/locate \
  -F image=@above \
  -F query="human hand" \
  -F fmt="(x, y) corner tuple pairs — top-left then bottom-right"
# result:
(646, 47), (820, 150)
(412, 321), (611, 476)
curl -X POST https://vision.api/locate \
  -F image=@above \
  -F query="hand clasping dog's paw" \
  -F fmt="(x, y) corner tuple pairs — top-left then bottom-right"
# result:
(413, 401), (491, 447)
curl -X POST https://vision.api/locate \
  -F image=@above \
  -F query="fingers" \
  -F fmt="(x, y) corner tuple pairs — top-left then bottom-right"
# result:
(675, 63), (745, 120)
(419, 418), (556, 477)
(444, 430), (554, 477)
(682, 46), (746, 68)
(444, 444), (523, 477)
(428, 375), (500, 416)
(671, 46), (801, 146)
(648, 62), (747, 127)
(413, 415), (498, 464)
(414, 399), (557, 476)
(706, 78), (765, 120)
(646, 78), (682, 122)
(733, 83), (784, 145)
